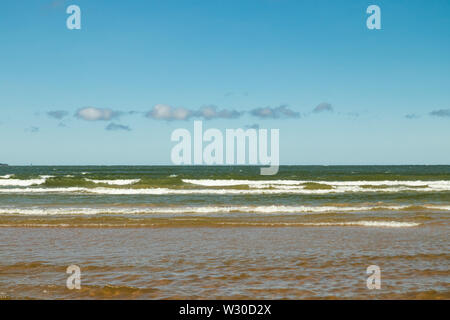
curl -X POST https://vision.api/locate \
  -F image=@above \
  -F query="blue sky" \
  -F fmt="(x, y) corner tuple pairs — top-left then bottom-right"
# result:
(0, 0), (449, 165)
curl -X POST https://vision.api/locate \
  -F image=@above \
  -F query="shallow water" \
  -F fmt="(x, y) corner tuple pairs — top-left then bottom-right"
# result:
(0, 226), (448, 299)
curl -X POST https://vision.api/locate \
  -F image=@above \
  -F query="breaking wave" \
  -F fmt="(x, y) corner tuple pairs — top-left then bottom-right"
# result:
(0, 185), (449, 194)
(0, 204), (447, 216)
(85, 178), (141, 185)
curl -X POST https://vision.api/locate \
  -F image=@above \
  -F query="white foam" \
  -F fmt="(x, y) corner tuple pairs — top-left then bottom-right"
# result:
(219, 221), (420, 227)
(0, 178), (46, 187)
(85, 186), (450, 195)
(182, 179), (303, 186)
(0, 204), (418, 216)
(424, 205), (450, 211)
(85, 179), (140, 185)
(183, 179), (450, 191)
(0, 183), (449, 195)
(0, 187), (84, 193)
(0, 174), (13, 179)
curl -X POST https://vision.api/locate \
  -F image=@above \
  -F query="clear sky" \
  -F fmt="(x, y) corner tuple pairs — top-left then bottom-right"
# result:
(1, 0), (449, 165)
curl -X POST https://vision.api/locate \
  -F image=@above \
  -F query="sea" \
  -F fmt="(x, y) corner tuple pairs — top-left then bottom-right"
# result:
(0, 165), (448, 299)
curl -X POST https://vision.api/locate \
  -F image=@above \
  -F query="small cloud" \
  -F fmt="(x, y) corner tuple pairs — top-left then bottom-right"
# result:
(75, 107), (121, 121)
(47, 110), (69, 120)
(313, 102), (333, 113)
(105, 123), (131, 131)
(430, 109), (450, 118)
(245, 123), (260, 130)
(405, 114), (420, 119)
(194, 105), (242, 120)
(250, 104), (300, 119)
(26, 126), (40, 133)
(146, 104), (191, 121)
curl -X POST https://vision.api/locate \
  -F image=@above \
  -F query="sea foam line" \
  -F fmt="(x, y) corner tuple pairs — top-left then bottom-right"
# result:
(183, 179), (450, 188)
(0, 204), (446, 216)
(0, 186), (449, 195)
(0, 178), (47, 187)
(85, 178), (141, 185)
(217, 221), (420, 227)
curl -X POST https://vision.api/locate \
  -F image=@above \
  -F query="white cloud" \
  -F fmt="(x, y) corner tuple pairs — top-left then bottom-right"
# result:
(75, 107), (120, 121)
(146, 104), (192, 121)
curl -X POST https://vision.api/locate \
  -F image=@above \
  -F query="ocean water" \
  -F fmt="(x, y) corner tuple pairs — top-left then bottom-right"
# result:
(0, 165), (449, 299)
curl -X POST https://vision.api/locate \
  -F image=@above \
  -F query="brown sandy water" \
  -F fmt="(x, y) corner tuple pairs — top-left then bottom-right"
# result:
(0, 224), (448, 300)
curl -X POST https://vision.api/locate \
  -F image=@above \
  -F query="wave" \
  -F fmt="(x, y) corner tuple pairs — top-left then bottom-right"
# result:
(84, 178), (141, 185)
(0, 185), (449, 195)
(1, 176), (449, 191)
(0, 174), (14, 179)
(218, 221), (420, 227)
(0, 221), (420, 228)
(0, 204), (447, 216)
(183, 178), (450, 188)
(183, 179), (303, 186)
(0, 178), (46, 187)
